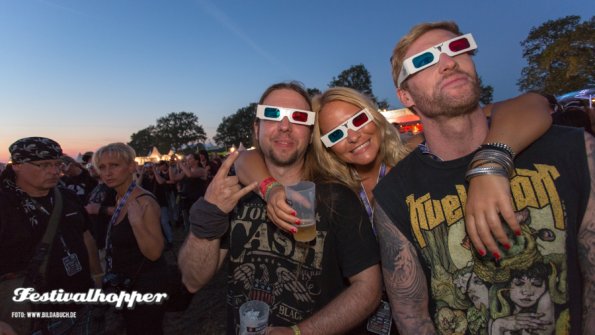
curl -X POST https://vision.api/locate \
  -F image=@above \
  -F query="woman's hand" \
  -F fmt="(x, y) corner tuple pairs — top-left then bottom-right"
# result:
(265, 186), (300, 234)
(465, 174), (520, 259)
(126, 197), (147, 226)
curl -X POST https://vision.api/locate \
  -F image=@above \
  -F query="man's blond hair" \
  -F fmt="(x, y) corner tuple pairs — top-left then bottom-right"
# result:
(390, 21), (463, 89)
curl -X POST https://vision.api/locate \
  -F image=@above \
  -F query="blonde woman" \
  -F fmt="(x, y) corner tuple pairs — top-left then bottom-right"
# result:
(93, 143), (167, 334)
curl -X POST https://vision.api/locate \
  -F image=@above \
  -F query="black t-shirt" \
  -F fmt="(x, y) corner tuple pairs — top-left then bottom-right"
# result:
(149, 171), (174, 207)
(179, 176), (206, 209)
(0, 188), (94, 303)
(223, 182), (380, 334)
(374, 126), (590, 334)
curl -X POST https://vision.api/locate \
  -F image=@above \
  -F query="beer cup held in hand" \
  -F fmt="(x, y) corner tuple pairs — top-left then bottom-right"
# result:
(285, 181), (316, 242)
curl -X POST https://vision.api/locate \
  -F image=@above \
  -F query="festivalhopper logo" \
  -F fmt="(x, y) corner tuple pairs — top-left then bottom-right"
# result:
(12, 287), (169, 310)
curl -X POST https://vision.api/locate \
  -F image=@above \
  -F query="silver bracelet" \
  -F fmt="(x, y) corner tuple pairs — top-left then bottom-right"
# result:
(470, 149), (514, 177)
(481, 142), (515, 159)
(465, 166), (509, 181)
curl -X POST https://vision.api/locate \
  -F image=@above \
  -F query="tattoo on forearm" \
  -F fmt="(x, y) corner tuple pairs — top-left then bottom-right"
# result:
(374, 205), (435, 333)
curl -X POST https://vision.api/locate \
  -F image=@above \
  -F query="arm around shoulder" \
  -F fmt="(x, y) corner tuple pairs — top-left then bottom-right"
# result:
(484, 92), (552, 154)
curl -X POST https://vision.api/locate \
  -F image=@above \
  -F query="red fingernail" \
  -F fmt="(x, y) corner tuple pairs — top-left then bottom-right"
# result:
(295, 219), (301, 225)
(493, 252), (501, 261)
(291, 211), (297, 216)
(503, 243), (511, 250)
(515, 229), (522, 236)
(478, 249), (486, 257)
(291, 228), (297, 234)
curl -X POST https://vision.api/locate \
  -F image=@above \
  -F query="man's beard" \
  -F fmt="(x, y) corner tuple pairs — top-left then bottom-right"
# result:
(264, 147), (304, 167)
(409, 70), (481, 119)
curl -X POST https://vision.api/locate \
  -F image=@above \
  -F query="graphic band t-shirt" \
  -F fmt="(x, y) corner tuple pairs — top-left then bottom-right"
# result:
(374, 126), (590, 334)
(222, 182), (380, 334)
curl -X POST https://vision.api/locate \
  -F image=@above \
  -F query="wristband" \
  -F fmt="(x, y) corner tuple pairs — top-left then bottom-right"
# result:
(259, 177), (277, 198)
(259, 177), (283, 202)
(189, 197), (230, 240)
(290, 324), (301, 335)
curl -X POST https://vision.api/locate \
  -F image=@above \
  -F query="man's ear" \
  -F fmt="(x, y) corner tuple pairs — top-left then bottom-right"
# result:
(253, 121), (260, 144)
(397, 87), (415, 108)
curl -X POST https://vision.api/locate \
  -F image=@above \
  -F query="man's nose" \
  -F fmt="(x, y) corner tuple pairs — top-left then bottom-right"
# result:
(278, 116), (291, 131)
(437, 53), (457, 73)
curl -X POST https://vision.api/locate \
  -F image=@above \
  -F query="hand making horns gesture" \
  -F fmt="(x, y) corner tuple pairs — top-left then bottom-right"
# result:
(204, 151), (257, 213)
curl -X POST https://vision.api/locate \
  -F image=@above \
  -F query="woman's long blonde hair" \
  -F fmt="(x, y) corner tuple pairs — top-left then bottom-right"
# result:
(304, 87), (409, 191)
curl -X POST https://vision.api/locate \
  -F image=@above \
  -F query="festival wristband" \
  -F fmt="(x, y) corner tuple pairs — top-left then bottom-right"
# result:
(259, 177), (283, 202)
(189, 197), (230, 240)
(290, 324), (301, 335)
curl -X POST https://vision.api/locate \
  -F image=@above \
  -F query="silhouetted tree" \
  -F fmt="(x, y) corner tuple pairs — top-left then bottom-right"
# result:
(155, 112), (207, 152)
(518, 15), (594, 95)
(128, 126), (158, 156)
(329, 64), (389, 109)
(214, 104), (256, 149)
(128, 111), (206, 154)
(479, 77), (494, 105)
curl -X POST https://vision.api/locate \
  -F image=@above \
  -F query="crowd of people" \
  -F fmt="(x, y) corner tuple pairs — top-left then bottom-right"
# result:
(1, 19), (594, 335)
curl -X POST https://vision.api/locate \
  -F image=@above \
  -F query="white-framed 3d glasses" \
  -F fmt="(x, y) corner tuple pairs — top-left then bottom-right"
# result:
(320, 108), (373, 148)
(256, 105), (315, 126)
(397, 33), (477, 87)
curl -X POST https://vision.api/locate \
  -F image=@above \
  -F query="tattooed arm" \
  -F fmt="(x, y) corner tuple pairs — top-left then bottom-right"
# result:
(374, 204), (436, 334)
(579, 132), (595, 334)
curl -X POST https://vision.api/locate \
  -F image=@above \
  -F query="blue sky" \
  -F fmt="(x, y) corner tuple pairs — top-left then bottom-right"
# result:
(0, 0), (592, 162)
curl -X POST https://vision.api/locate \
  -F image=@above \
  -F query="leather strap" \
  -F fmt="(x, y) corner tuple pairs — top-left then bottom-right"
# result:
(37, 187), (64, 281)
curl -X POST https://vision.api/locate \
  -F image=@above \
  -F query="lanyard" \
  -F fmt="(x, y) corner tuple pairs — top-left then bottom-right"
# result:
(358, 162), (387, 228)
(105, 182), (136, 272)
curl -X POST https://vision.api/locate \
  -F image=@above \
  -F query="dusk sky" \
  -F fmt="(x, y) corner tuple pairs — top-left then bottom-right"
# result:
(1, 0), (592, 162)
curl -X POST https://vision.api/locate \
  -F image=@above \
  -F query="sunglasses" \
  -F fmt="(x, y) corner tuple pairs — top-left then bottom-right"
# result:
(256, 105), (315, 126)
(397, 33), (477, 87)
(320, 109), (373, 148)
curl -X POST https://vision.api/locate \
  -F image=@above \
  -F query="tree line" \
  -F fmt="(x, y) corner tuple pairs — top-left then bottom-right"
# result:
(128, 15), (594, 155)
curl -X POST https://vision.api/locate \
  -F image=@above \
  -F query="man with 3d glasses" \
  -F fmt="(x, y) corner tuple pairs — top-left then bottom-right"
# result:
(373, 21), (595, 334)
(179, 81), (382, 335)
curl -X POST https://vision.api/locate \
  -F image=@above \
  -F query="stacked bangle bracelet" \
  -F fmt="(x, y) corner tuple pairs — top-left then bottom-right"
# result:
(466, 142), (515, 182)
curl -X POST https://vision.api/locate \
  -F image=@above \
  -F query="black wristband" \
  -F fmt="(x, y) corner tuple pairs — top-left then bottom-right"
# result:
(99, 205), (108, 216)
(189, 197), (230, 240)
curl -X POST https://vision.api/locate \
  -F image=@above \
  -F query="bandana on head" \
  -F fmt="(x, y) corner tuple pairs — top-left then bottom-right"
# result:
(9, 137), (63, 163)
